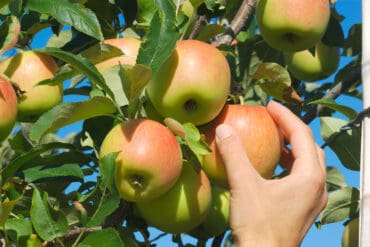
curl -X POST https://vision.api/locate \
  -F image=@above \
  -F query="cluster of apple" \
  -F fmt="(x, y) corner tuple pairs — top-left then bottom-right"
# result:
(98, 37), (283, 239)
(0, 28), (63, 143)
(256, 0), (340, 81)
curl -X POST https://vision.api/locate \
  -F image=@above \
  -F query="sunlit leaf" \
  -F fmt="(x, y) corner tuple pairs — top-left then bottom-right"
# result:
(326, 166), (347, 192)
(78, 228), (123, 247)
(309, 98), (357, 120)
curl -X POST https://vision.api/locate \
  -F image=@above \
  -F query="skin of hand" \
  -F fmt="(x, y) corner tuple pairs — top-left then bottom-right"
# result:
(215, 101), (328, 247)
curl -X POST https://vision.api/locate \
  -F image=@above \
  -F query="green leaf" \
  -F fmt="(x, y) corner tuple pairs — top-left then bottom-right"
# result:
(343, 23), (362, 57)
(101, 66), (129, 107)
(0, 198), (18, 227)
(308, 98), (357, 120)
(81, 43), (124, 65)
(22, 164), (84, 183)
(2, 142), (79, 182)
(252, 63), (302, 105)
(319, 186), (359, 225)
(5, 218), (33, 242)
(136, 0), (179, 74)
(26, 0), (103, 40)
(326, 166), (347, 192)
(320, 117), (361, 171)
(29, 96), (116, 142)
(120, 64), (152, 103)
(78, 228), (123, 247)
(137, 0), (156, 23)
(0, 15), (19, 54)
(321, 13), (345, 47)
(0, 0), (13, 9)
(196, 24), (226, 41)
(30, 188), (68, 241)
(36, 47), (115, 99)
(85, 153), (120, 228)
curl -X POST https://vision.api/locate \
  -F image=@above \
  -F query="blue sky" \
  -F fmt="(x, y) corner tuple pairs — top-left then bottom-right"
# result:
(28, 1), (363, 246)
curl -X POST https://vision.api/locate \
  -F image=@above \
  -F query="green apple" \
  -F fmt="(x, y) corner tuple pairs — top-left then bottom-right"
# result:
(283, 42), (340, 82)
(256, 0), (330, 52)
(342, 217), (359, 247)
(99, 119), (183, 202)
(146, 39), (231, 126)
(135, 162), (212, 234)
(96, 37), (141, 72)
(0, 75), (17, 142)
(0, 50), (62, 122)
(199, 104), (283, 188)
(188, 185), (230, 240)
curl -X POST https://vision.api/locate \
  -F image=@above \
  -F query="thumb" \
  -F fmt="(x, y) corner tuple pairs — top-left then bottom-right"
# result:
(215, 124), (260, 189)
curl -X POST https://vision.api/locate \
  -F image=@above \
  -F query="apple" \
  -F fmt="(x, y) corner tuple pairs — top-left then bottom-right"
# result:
(283, 42), (340, 82)
(188, 185), (230, 240)
(199, 104), (283, 188)
(342, 217), (359, 247)
(256, 0), (330, 52)
(99, 118), (183, 202)
(95, 37), (141, 72)
(0, 76), (17, 142)
(0, 50), (62, 122)
(135, 162), (212, 234)
(146, 39), (231, 126)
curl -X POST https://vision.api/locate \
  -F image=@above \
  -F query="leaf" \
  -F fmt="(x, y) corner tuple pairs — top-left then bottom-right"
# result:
(120, 64), (152, 103)
(319, 186), (359, 225)
(321, 13), (345, 47)
(30, 188), (68, 241)
(326, 166), (347, 192)
(136, 0), (179, 74)
(196, 24), (226, 41)
(2, 142), (79, 182)
(320, 117), (361, 171)
(36, 47), (114, 99)
(0, 0), (13, 9)
(308, 98), (357, 120)
(80, 43), (124, 65)
(0, 198), (18, 227)
(343, 23), (362, 57)
(136, 0), (156, 23)
(22, 164), (84, 183)
(78, 228), (123, 247)
(26, 0), (103, 40)
(29, 96), (116, 142)
(85, 153), (120, 228)
(5, 218), (33, 241)
(0, 15), (20, 54)
(252, 63), (303, 105)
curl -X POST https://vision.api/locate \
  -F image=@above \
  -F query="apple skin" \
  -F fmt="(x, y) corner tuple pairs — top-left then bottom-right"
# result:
(0, 50), (62, 122)
(199, 104), (283, 188)
(135, 162), (212, 234)
(99, 119), (183, 202)
(256, 0), (330, 52)
(146, 39), (231, 126)
(284, 42), (340, 82)
(342, 217), (359, 247)
(95, 38), (141, 72)
(0, 76), (17, 142)
(188, 185), (230, 240)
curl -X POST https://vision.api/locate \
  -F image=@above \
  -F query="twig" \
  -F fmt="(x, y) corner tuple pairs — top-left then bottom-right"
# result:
(214, 0), (257, 46)
(302, 66), (362, 124)
(63, 226), (102, 239)
(188, 15), (208, 40)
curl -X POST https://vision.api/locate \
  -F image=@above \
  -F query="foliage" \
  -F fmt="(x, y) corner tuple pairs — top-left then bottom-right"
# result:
(0, 0), (362, 246)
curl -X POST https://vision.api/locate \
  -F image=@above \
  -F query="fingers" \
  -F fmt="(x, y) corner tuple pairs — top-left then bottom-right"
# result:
(267, 101), (321, 175)
(215, 124), (261, 189)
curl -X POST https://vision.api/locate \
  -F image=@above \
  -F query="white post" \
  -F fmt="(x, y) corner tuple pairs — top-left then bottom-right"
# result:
(360, 0), (370, 246)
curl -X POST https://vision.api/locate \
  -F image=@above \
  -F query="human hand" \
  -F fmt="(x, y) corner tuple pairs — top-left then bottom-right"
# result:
(215, 101), (328, 247)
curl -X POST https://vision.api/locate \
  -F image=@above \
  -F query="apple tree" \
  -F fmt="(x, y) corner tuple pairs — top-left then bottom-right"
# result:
(0, 0), (363, 246)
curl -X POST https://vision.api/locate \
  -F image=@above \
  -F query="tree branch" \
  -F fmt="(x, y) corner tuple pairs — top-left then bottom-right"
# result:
(214, 0), (257, 46)
(302, 66), (362, 124)
(63, 226), (102, 239)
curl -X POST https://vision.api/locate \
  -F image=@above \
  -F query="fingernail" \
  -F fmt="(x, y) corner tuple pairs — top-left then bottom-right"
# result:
(215, 124), (233, 141)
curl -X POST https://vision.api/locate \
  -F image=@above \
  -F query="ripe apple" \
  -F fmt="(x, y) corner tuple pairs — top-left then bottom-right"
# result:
(342, 217), (359, 247)
(199, 104), (283, 188)
(135, 162), (212, 234)
(188, 185), (230, 240)
(284, 42), (340, 82)
(95, 37), (141, 72)
(146, 39), (231, 126)
(0, 76), (17, 142)
(0, 50), (62, 122)
(256, 0), (330, 52)
(99, 119), (183, 202)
